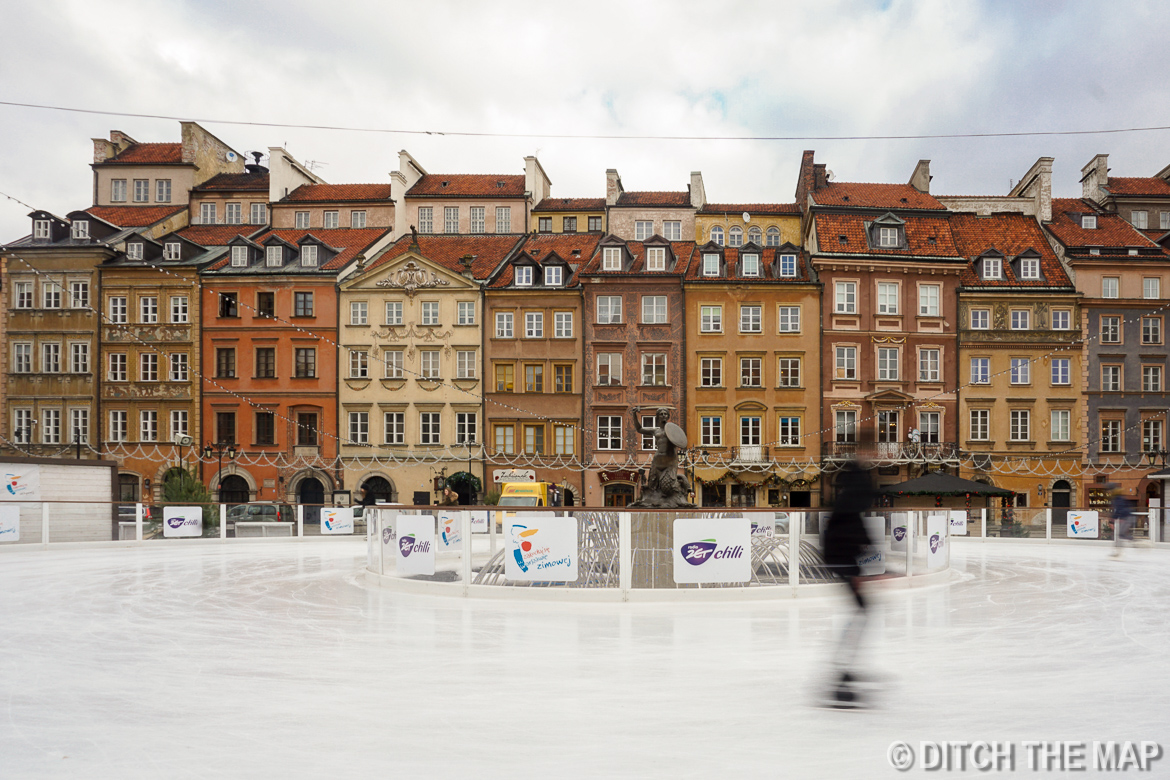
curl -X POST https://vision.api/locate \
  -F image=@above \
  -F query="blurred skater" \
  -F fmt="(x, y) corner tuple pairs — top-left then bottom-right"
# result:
(821, 446), (877, 709)
(1109, 485), (1135, 559)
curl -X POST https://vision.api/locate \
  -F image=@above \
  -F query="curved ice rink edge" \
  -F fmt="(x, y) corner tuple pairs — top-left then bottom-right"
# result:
(2, 539), (1168, 779)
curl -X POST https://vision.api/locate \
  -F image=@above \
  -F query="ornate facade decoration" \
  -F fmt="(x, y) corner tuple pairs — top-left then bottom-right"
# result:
(374, 261), (450, 297)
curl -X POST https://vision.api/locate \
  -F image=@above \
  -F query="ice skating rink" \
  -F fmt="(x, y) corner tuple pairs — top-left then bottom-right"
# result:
(2, 541), (1167, 779)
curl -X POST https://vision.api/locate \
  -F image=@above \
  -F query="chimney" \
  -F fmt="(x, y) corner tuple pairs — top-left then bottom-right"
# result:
(606, 168), (623, 206)
(459, 254), (475, 277)
(1080, 154), (1109, 204)
(813, 163), (829, 190)
(1008, 157), (1054, 222)
(909, 160), (932, 193)
(795, 150), (817, 206)
(689, 171), (706, 208)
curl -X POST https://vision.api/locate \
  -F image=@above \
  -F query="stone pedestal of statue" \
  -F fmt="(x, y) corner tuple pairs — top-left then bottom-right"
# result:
(630, 512), (674, 589)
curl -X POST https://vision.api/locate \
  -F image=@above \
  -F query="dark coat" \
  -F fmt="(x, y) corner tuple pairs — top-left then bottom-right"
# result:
(823, 461), (877, 570)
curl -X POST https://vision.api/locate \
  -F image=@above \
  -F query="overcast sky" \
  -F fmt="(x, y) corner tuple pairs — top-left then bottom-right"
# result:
(2, 0), (1169, 240)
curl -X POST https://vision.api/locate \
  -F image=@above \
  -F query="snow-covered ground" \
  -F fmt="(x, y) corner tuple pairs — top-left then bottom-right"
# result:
(1, 541), (1166, 778)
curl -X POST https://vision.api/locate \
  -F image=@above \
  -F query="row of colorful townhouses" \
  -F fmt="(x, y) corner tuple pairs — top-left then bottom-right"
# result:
(3, 122), (1170, 511)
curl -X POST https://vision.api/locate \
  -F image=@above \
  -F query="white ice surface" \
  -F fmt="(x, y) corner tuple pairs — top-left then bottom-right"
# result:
(2, 541), (1168, 779)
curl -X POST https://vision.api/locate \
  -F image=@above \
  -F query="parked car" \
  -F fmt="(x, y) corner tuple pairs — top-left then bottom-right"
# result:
(226, 502), (293, 524)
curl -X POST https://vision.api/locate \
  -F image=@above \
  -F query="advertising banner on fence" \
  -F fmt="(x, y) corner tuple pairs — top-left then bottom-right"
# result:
(396, 515), (435, 576)
(321, 508), (354, 535)
(1067, 510), (1099, 539)
(949, 510), (968, 536)
(162, 506), (203, 538)
(926, 515), (948, 570)
(437, 511), (462, 551)
(469, 510), (488, 533)
(673, 517), (751, 584)
(891, 513), (909, 552)
(2, 465), (40, 501)
(750, 517), (774, 538)
(504, 516), (578, 581)
(859, 515), (886, 576)
(0, 505), (19, 542)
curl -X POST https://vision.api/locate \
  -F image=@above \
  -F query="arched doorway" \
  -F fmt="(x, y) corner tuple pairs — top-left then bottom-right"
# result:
(604, 483), (635, 507)
(299, 477), (325, 523)
(561, 487), (575, 507)
(360, 476), (395, 504)
(118, 473), (140, 502)
(219, 475), (250, 504)
(1051, 479), (1072, 527)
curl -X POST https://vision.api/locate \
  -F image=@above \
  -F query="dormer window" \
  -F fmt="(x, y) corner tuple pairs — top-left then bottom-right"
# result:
(603, 247), (622, 271)
(301, 245), (318, 267)
(702, 253), (720, 277)
(1082, 215), (1097, 230)
(266, 246), (283, 267)
(164, 242), (181, 261)
(1019, 257), (1040, 280)
(515, 266), (533, 286)
(742, 254), (760, 277)
(126, 243), (143, 260)
(1089, 248), (1101, 256)
(710, 226), (724, 246)
(544, 266), (562, 287)
(868, 213), (906, 249)
(231, 246), (248, 267)
(982, 256), (1002, 280)
(33, 219), (50, 240)
(879, 227), (899, 247)
(729, 226), (743, 247)
(778, 254), (797, 277)
(71, 221), (89, 240)
(646, 247), (666, 272)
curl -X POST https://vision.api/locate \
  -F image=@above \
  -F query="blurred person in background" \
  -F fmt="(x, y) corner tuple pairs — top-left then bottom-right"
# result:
(1108, 484), (1135, 559)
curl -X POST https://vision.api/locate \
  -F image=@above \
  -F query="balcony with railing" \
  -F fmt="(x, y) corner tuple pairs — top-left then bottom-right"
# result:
(822, 440), (959, 463)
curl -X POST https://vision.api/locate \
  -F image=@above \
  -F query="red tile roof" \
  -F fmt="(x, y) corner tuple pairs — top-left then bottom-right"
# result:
(949, 213), (1070, 288)
(283, 183), (394, 202)
(698, 203), (801, 215)
(488, 233), (603, 288)
(207, 227), (390, 271)
(406, 174), (526, 198)
(682, 245), (810, 282)
(173, 225), (264, 246)
(578, 240), (696, 275)
(813, 213), (960, 257)
(102, 143), (185, 165)
(812, 182), (945, 210)
(614, 191), (692, 207)
(1105, 177), (1170, 197)
(194, 172), (269, 191)
(532, 197), (606, 212)
(85, 205), (186, 227)
(1047, 198), (1158, 251)
(367, 233), (525, 279)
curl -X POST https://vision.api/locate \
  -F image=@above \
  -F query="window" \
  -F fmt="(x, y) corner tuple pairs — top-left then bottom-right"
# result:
(877, 282), (899, 314)
(835, 346), (857, 380)
(126, 179), (147, 203)
(835, 410), (857, 442)
(300, 245), (318, 267)
(200, 203), (217, 224)
(444, 207), (459, 233)
(554, 424), (575, 455)
(14, 282), (32, 309)
(700, 357), (722, 387)
(166, 296), (189, 325)
(1142, 365), (1163, 392)
(554, 364), (573, 393)
(420, 413), (441, 445)
(642, 354), (667, 386)
(140, 296), (158, 324)
(417, 207), (433, 232)
(420, 350), (440, 379)
(215, 348), (235, 378)
(383, 301), (403, 326)
(1081, 215), (1096, 230)
(13, 343), (31, 373)
(597, 353), (622, 385)
(451, 300), (474, 326)
(1163, 212), (1170, 230)
(1131, 210), (1149, 230)
(296, 413), (318, 446)
(1019, 258), (1040, 280)
(72, 408), (90, 444)
(777, 416), (800, 447)
(255, 412), (275, 446)
(109, 411), (128, 443)
(108, 353), (127, 382)
(496, 312), (514, 338)
(468, 207), (484, 232)
(456, 413), (478, 445)
(777, 306), (800, 333)
(597, 416), (622, 450)
(494, 424), (515, 454)
(1010, 310), (1030, 330)
(350, 301), (368, 325)
(919, 348), (940, 382)
(739, 305), (762, 333)
(1052, 358), (1071, 385)
(643, 296), (667, 323)
(778, 357), (801, 387)
(1010, 410), (1030, 441)
(635, 414), (655, 451)
(1142, 317), (1162, 344)
(495, 363), (514, 392)
(1144, 278), (1161, 299)
(918, 411), (940, 443)
(495, 207), (511, 233)
(348, 412), (369, 445)
(126, 243), (143, 261)
(525, 312), (543, 338)
(1102, 365), (1121, 392)
(635, 221), (652, 240)
(384, 413), (405, 445)
(457, 350), (476, 379)
(294, 211), (310, 229)
(700, 305), (722, 332)
(294, 292), (314, 317)
(163, 242), (181, 261)
(877, 347), (899, 380)
(971, 357), (990, 384)
(702, 253), (720, 277)
(970, 410), (990, 441)
(1010, 357), (1030, 384)
(109, 296), (128, 323)
(231, 246), (248, 267)
(1143, 420), (1164, 452)
(70, 281), (89, 308)
(69, 343), (88, 373)
(602, 247), (622, 271)
(266, 246), (283, 267)
(71, 220), (89, 240)
(835, 281), (857, 313)
(524, 364), (544, 392)
(515, 266), (533, 286)
(111, 179), (127, 202)
(170, 353), (190, 381)
(588, 216), (603, 232)
(225, 203), (242, 224)
(523, 424), (544, 454)
(747, 227), (762, 245)
(740, 357), (762, 387)
(250, 203), (267, 224)
(700, 416), (722, 447)
(349, 350), (369, 378)
(710, 226), (724, 246)
(323, 210), (339, 229)
(983, 256), (1002, 279)
(554, 312), (573, 338)
(663, 221), (681, 240)
(157, 179), (172, 203)
(384, 350), (404, 379)
(1051, 310), (1070, 330)
(13, 409), (33, 444)
(728, 227), (743, 247)
(766, 227), (781, 247)
(596, 296), (622, 324)
(255, 292), (274, 319)
(1102, 277), (1119, 298)
(1101, 420), (1122, 453)
(544, 266), (563, 286)
(878, 226), (898, 247)
(646, 247), (666, 272)
(41, 343), (61, 373)
(43, 282), (61, 309)
(1046, 409), (1071, 443)
(777, 254), (796, 277)
(294, 348), (316, 378)
(919, 284), (940, 316)
(140, 410), (158, 442)
(1101, 316), (1121, 343)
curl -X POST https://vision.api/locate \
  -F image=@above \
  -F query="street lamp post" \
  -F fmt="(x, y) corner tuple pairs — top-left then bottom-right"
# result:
(202, 441), (237, 502)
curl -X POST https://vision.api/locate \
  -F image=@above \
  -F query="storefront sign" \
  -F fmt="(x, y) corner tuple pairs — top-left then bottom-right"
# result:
(599, 470), (639, 484)
(396, 515), (436, 575)
(504, 515), (578, 581)
(673, 517), (751, 584)
(162, 506), (203, 538)
(321, 508), (354, 535)
(493, 469), (535, 483)
(1067, 510), (1099, 539)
